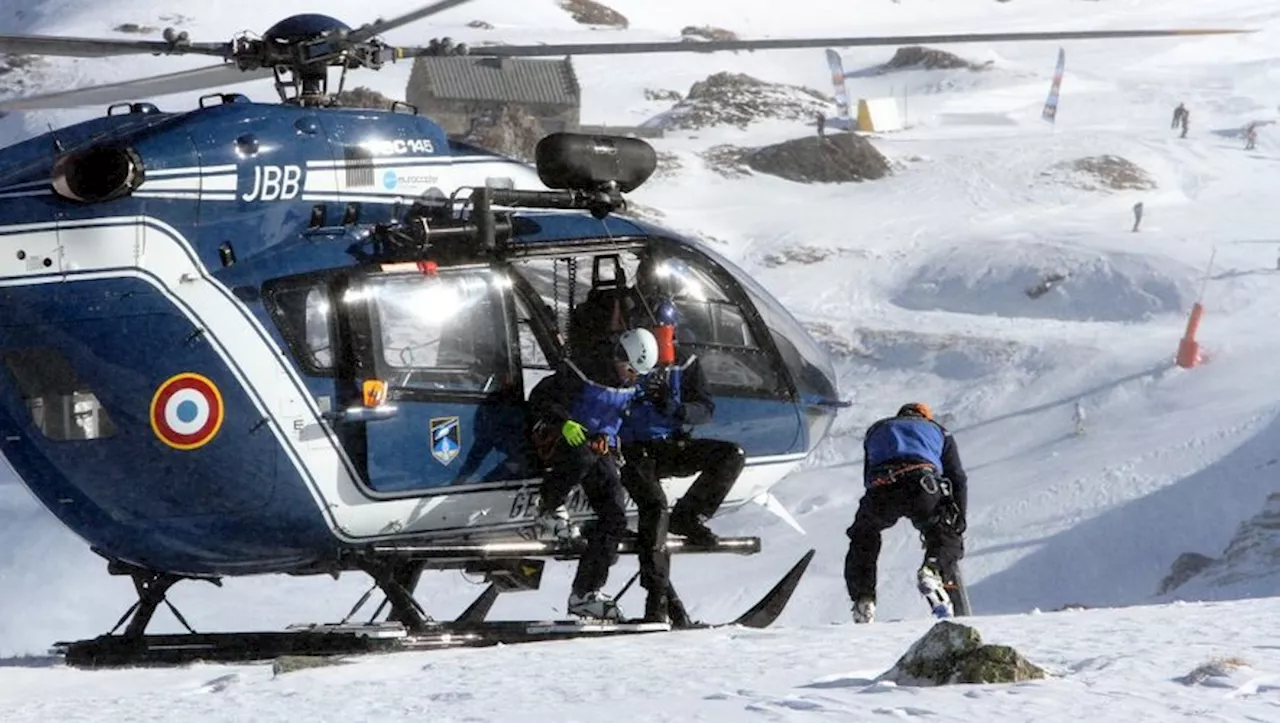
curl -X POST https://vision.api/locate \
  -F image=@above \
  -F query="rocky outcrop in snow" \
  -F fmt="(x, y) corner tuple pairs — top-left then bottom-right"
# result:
(701, 134), (890, 183)
(878, 621), (1047, 686)
(649, 72), (830, 131)
(1161, 492), (1280, 595)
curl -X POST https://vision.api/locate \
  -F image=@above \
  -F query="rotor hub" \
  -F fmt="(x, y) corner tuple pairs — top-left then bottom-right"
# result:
(262, 14), (353, 45)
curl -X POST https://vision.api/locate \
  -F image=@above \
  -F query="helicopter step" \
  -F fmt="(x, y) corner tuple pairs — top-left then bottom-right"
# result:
(365, 534), (762, 562)
(51, 550), (814, 669)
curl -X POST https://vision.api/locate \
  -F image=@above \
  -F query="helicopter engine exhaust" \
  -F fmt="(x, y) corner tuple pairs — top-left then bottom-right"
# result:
(534, 133), (657, 194)
(51, 145), (144, 204)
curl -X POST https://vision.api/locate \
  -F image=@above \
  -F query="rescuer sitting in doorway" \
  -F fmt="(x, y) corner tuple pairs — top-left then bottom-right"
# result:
(617, 256), (746, 624)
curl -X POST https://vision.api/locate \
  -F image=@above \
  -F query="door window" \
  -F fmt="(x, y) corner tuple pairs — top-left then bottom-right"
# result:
(365, 271), (513, 395)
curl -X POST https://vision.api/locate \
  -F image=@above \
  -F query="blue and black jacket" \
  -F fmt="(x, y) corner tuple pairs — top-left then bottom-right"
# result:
(528, 347), (638, 448)
(619, 349), (714, 443)
(862, 414), (968, 515)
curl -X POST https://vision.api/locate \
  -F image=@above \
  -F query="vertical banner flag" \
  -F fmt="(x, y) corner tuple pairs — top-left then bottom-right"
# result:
(1042, 47), (1066, 123)
(825, 49), (851, 122)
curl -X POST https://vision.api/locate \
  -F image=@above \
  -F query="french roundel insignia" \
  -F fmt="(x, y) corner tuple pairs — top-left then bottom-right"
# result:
(150, 373), (226, 450)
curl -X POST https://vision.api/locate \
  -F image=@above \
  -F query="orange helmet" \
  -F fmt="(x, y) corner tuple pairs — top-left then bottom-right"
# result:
(897, 402), (933, 421)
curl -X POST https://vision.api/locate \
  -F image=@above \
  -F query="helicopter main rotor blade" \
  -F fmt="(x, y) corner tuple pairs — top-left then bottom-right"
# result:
(412, 27), (1249, 58)
(0, 63), (273, 111)
(348, 0), (477, 44)
(0, 33), (230, 59)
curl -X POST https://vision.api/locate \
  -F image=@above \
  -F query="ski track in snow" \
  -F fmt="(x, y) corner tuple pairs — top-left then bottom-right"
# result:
(4, 0), (1280, 719)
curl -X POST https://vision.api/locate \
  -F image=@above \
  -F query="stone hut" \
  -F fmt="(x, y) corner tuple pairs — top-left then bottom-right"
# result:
(405, 56), (581, 137)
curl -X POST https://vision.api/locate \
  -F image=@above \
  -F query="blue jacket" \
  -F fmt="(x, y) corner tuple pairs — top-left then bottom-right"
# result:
(862, 416), (969, 514)
(529, 358), (637, 447)
(619, 351), (714, 443)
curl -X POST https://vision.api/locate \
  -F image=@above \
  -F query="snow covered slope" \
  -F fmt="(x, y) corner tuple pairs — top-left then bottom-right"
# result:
(4, 0), (1280, 718)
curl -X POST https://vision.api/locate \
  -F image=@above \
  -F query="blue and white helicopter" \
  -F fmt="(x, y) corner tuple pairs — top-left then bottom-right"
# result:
(0, 0), (1244, 665)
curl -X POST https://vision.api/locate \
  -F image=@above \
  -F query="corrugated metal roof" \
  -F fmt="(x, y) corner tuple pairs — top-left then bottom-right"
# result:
(412, 56), (580, 106)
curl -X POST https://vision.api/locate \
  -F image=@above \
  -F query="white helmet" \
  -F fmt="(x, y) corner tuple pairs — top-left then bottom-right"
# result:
(616, 328), (659, 375)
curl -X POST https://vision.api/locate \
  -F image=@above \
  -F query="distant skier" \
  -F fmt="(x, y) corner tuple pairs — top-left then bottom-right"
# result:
(816, 111), (826, 139)
(1073, 400), (1087, 436)
(1245, 123), (1258, 150)
(845, 403), (968, 624)
(1132, 202), (1144, 233)
(1171, 103), (1186, 131)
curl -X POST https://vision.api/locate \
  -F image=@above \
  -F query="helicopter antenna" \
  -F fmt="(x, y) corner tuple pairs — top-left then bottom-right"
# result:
(46, 122), (63, 153)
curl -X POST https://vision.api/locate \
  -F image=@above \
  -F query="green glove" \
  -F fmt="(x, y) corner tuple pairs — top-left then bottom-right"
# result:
(561, 420), (587, 446)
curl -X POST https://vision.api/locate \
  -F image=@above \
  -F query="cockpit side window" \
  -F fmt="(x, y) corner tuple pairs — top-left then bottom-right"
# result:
(365, 270), (514, 395)
(263, 278), (335, 376)
(634, 253), (783, 397)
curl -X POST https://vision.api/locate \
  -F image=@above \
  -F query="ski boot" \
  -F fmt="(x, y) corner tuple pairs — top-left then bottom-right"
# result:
(568, 590), (622, 621)
(917, 563), (954, 619)
(530, 505), (581, 542)
(852, 598), (876, 624)
(668, 510), (719, 546)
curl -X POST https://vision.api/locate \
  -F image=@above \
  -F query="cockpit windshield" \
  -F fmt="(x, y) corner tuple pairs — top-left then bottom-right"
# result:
(690, 243), (840, 405)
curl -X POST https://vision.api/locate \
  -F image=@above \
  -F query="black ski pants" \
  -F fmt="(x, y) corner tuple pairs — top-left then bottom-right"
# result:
(844, 469), (964, 603)
(619, 437), (744, 594)
(538, 441), (628, 597)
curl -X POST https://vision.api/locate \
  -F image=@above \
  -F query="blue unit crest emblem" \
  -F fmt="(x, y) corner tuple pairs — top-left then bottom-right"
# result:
(430, 416), (461, 465)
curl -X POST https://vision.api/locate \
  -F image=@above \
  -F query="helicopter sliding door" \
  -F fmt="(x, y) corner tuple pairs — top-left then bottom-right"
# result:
(338, 265), (534, 494)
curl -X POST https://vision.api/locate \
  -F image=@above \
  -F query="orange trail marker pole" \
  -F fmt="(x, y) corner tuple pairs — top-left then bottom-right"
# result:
(1177, 248), (1216, 369)
(1176, 302), (1203, 368)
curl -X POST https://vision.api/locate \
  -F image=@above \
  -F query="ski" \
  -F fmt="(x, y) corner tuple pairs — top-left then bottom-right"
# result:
(53, 549), (814, 669)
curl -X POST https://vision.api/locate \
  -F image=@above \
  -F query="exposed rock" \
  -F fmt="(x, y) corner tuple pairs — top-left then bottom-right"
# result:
(1163, 492), (1280, 593)
(883, 46), (991, 72)
(334, 86), (399, 110)
(700, 144), (751, 178)
(644, 88), (682, 102)
(0, 54), (38, 78)
(743, 133), (891, 184)
(0, 54), (45, 106)
(680, 25), (739, 42)
(879, 621), (1047, 686)
(1041, 155), (1156, 191)
(559, 0), (628, 28)
(1025, 272), (1068, 299)
(272, 655), (349, 676)
(652, 151), (683, 180)
(762, 246), (836, 267)
(1177, 657), (1251, 686)
(623, 201), (666, 222)
(461, 104), (547, 162)
(467, 20), (494, 29)
(654, 72), (830, 130)
(1157, 552), (1216, 595)
(113, 23), (157, 34)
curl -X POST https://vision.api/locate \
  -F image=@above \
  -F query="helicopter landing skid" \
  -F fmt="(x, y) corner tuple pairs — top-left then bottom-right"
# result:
(51, 549), (815, 669)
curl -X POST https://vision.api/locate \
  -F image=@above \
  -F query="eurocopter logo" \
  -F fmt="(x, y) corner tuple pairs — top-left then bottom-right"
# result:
(430, 416), (461, 466)
(381, 170), (441, 191)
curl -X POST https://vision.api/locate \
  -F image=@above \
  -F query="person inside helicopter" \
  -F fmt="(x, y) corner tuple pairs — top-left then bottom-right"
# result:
(617, 256), (746, 625)
(527, 322), (659, 621)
